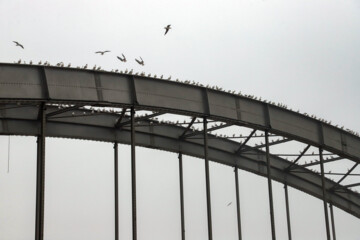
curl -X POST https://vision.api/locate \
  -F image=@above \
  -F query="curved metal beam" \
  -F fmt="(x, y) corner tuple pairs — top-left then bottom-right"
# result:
(0, 63), (359, 164)
(0, 105), (359, 219)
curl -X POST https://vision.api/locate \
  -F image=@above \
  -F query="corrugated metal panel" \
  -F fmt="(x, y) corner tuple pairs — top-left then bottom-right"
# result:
(0, 65), (44, 99)
(135, 77), (207, 114)
(45, 68), (98, 101)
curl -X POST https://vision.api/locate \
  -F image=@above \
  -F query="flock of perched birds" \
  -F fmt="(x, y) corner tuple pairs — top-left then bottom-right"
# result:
(12, 24), (172, 67)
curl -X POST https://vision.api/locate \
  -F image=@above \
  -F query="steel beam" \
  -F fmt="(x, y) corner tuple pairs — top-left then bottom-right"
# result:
(329, 204), (336, 240)
(183, 123), (232, 138)
(35, 103), (46, 240)
(284, 184), (292, 240)
(178, 153), (185, 240)
(203, 117), (213, 240)
(114, 108), (127, 128)
(265, 131), (276, 240)
(118, 112), (163, 128)
(114, 142), (119, 240)
(179, 117), (196, 139)
(46, 104), (85, 118)
(301, 157), (343, 168)
(131, 107), (137, 240)
(235, 130), (256, 154)
(240, 138), (291, 153)
(234, 168), (242, 240)
(285, 145), (310, 171)
(320, 148), (331, 240)
(336, 163), (358, 185)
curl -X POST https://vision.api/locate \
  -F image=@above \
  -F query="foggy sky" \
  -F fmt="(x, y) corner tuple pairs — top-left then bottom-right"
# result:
(0, 0), (359, 239)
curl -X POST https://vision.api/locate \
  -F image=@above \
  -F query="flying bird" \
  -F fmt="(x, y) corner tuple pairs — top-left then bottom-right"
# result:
(135, 57), (144, 66)
(13, 41), (24, 49)
(227, 202), (232, 207)
(95, 50), (110, 55)
(164, 24), (171, 35)
(117, 54), (127, 62)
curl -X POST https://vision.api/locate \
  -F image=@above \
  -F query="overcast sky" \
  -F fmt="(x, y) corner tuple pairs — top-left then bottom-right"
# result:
(0, 0), (360, 239)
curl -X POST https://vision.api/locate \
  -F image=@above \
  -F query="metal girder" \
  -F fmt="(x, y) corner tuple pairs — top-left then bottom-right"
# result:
(300, 157), (343, 168)
(178, 153), (185, 240)
(114, 108), (127, 128)
(343, 182), (360, 188)
(116, 112), (163, 128)
(265, 131), (276, 240)
(0, 64), (359, 166)
(35, 103), (46, 240)
(240, 138), (291, 153)
(336, 163), (358, 185)
(203, 117), (213, 240)
(183, 123), (232, 138)
(285, 145), (311, 171)
(1, 106), (360, 220)
(234, 168), (242, 240)
(235, 130), (256, 154)
(320, 149), (331, 240)
(46, 104), (85, 118)
(179, 117), (196, 139)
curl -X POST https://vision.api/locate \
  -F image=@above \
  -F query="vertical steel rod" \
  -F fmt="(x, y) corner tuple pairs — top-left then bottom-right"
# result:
(284, 184), (292, 240)
(178, 152), (186, 240)
(265, 131), (276, 240)
(131, 107), (137, 240)
(114, 142), (119, 240)
(35, 103), (46, 240)
(203, 117), (213, 240)
(319, 148), (331, 240)
(329, 204), (336, 240)
(234, 168), (242, 240)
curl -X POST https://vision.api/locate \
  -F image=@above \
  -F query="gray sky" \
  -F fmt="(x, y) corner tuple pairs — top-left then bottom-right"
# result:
(0, 0), (360, 239)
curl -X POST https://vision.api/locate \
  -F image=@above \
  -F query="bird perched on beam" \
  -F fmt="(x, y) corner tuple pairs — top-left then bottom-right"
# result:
(164, 24), (171, 35)
(95, 50), (110, 55)
(13, 41), (24, 49)
(135, 57), (144, 66)
(117, 54), (127, 62)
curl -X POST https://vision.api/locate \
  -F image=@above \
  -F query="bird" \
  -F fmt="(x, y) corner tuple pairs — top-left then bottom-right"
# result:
(227, 202), (232, 207)
(117, 54), (127, 62)
(135, 57), (144, 66)
(95, 50), (110, 55)
(164, 24), (171, 35)
(13, 41), (24, 49)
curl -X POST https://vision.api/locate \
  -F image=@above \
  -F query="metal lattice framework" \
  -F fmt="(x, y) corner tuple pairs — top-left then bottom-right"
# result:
(0, 63), (359, 240)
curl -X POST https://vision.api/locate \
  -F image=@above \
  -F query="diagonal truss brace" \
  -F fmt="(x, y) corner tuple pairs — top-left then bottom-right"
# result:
(116, 112), (163, 128)
(182, 123), (232, 139)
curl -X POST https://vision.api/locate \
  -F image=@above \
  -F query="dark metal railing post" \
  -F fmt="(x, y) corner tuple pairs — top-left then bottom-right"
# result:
(284, 184), (292, 240)
(203, 117), (213, 240)
(329, 204), (336, 240)
(35, 103), (46, 240)
(319, 148), (331, 240)
(178, 152), (186, 240)
(131, 107), (137, 240)
(234, 168), (242, 240)
(265, 131), (276, 240)
(114, 142), (119, 240)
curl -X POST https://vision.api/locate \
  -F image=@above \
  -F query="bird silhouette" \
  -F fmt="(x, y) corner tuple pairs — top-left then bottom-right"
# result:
(95, 50), (110, 55)
(13, 41), (24, 49)
(164, 24), (171, 35)
(135, 57), (144, 66)
(227, 202), (232, 207)
(117, 54), (127, 62)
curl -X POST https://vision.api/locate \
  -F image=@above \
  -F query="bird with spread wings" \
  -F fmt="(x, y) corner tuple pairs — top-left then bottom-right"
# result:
(13, 41), (24, 49)
(95, 50), (110, 55)
(135, 57), (144, 66)
(117, 54), (127, 62)
(164, 24), (171, 35)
